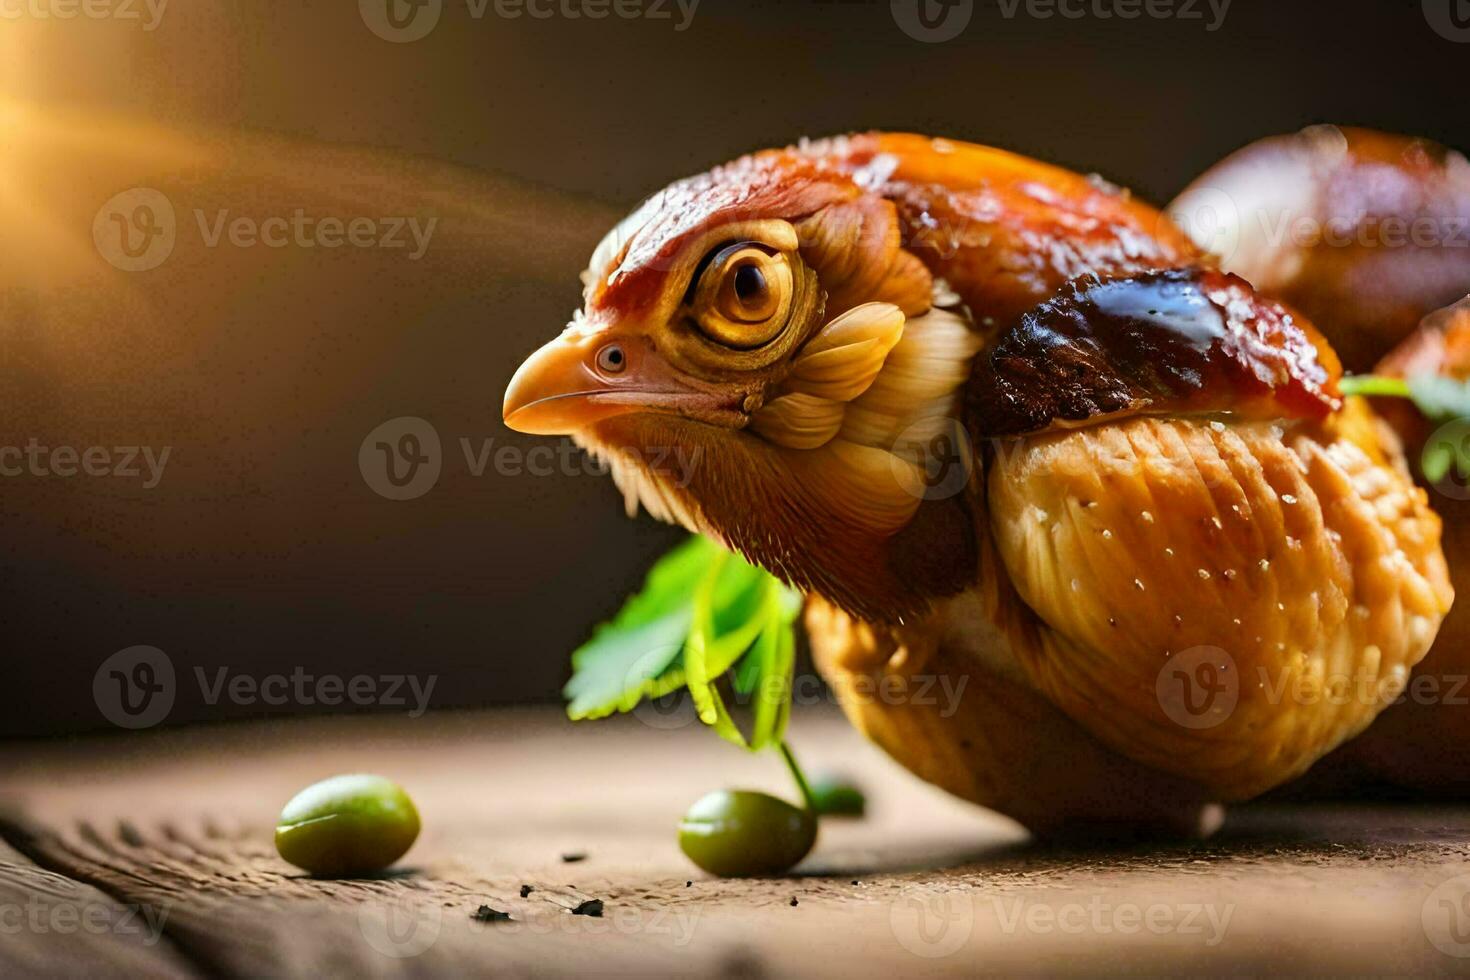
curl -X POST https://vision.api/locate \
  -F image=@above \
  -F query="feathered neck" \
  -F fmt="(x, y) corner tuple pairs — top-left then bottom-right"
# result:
(577, 300), (983, 623)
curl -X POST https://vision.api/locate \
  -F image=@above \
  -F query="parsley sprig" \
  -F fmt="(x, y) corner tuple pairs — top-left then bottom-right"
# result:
(1341, 373), (1470, 483)
(563, 535), (818, 802)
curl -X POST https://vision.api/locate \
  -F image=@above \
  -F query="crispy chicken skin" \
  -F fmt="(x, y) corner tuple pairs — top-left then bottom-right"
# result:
(505, 133), (1452, 835)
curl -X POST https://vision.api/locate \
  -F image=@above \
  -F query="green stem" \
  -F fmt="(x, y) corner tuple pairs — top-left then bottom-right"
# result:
(779, 740), (817, 813)
(1339, 374), (1412, 399)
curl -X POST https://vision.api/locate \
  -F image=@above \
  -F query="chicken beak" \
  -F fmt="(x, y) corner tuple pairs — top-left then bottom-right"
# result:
(503, 332), (615, 435)
(503, 330), (734, 435)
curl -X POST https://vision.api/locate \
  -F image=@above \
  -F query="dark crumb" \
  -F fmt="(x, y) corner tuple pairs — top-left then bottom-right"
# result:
(686, 881), (693, 888)
(571, 899), (604, 918)
(471, 905), (512, 923)
(789, 897), (799, 907)
(850, 880), (860, 886)
(561, 852), (588, 863)
(520, 885), (533, 898)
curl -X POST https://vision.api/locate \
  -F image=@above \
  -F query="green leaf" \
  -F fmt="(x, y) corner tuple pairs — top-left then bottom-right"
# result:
(684, 562), (801, 750)
(563, 612), (689, 721)
(731, 640), (765, 697)
(563, 535), (718, 721)
(1408, 374), (1470, 423)
(1339, 372), (1470, 423)
(1338, 374), (1412, 400)
(684, 553), (756, 747)
(749, 592), (798, 751)
(703, 569), (770, 676)
(563, 534), (803, 748)
(808, 776), (867, 817)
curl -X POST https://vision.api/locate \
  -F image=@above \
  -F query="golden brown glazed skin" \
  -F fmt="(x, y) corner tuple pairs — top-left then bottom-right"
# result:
(830, 134), (1202, 332)
(589, 131), (1201, 334)
(1170, 125), (1470, 369)
(802, 136), (1446, 825)
(1174, 126), (1470, 796)
(506, 133), (1452, 836)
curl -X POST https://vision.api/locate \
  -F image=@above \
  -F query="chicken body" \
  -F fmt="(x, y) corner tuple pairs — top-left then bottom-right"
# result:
(1172, 126), (1470, 796)
(505, 133), (1452, 836)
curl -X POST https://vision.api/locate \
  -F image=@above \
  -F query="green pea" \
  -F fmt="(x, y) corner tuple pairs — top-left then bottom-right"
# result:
(274, 774), (420, 877)
(678, 789), (816, 878)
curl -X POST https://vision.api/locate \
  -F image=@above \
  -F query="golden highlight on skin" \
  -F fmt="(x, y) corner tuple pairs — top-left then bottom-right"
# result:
(505, 132), (1454, 836)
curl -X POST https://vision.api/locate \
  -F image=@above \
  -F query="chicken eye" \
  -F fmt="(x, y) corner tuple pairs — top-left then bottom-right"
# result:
(720, 261), (776, 323)
(735, 265), (765, 303)
(596, 343), (626, 374)
(691, 242), (794, 349)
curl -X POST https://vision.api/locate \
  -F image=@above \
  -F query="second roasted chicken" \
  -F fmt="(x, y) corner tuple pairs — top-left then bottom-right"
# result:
(504, 133), (1453, 836)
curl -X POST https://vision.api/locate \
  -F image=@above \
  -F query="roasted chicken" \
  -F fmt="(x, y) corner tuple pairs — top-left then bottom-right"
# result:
(504, 133), (1454, 836)
(1173, 125), (1470, 795)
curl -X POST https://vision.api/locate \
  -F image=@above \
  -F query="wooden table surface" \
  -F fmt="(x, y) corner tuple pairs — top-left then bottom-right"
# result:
(2, 707), (1469, 978)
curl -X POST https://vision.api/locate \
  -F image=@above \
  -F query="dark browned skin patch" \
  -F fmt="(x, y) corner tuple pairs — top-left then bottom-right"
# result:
(969, 268), (1342, 437)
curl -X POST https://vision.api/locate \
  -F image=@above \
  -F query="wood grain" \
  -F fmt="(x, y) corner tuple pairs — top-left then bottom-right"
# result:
(0, 838), (196, 978)
(2, 708), (1469, 977)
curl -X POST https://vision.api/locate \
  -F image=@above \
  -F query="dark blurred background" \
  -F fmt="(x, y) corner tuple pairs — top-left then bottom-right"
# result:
(3, 0), (1467, 736)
